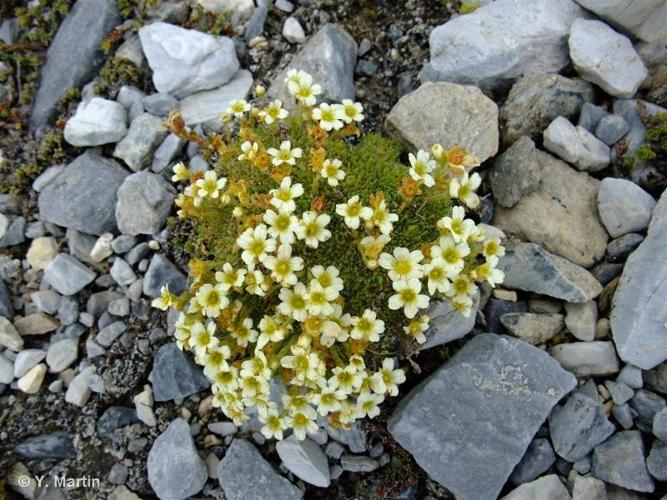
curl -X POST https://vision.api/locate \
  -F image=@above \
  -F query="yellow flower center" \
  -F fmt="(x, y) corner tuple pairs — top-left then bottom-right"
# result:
(394, 259), (412, 276)
(399, 289), (417, 304)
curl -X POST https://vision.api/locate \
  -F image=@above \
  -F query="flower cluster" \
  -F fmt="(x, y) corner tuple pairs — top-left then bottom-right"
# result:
(156, 72), (504, 440)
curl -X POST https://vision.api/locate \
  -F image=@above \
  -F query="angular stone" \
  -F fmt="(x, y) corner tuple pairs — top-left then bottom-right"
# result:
(388, 334), (576, 500)
(151, 134), (185, 173)
(572, 475), (606, 500)
(543, 116), (610, 172)
(276, 438), (331, 488)
(605, 380), (634, 405)
(17, 363), (47, 394)
(143, 254), (187, 298)
(340, 455), (379, 472)
(149, 343), (209, 401)
(578, 102), (608, 132)
(592, 430), (654, 493)
(97, 406), (139, 437)
(0, 316), (23, 351)
(179, 69), (254, 129)
(218, 439), (303, 500)
(611, 190), (667, 370)
(569, 19), (648, 99)
(597, 178), (656, 238)
(497, 242), (603, 302)
(564, 301), (597, 341)
(113, 113), (167, 172)
(653, 407), (667, 440)
(647, 440), (667, 481)
(422, 295), (478, 349)
(46, 338), (78, 372)
(15, 314), (59, 336)
(595, 114), (629, 146)
(269, 24), (356, 107)
(13, 349), (46, 378)
(64, 97), (128, 146)
(490, 137), (541, 208)
(16, 431), (75, 460)
(97, 321), (127, 347)
(322, 420), (367, 453)
(494, 151), (608, 267)
(283, 16), (306, 44)
(550, 341), (620, 377)
(500, 74), (594, 145)
(386, 81), (498, 163)
(38, 152), (129, 235)
(43, 253), (96, 296)
(139, 22), (239, 99)
(147, 418), (207, 499)
(142, 93), (178, 117)
(30, 0), (120, 128)
(65, 366), (95, 407)
(630, 389), (665, 433)
(607, 233), (644, 262)
(549, 393), (616, 461)
(420, 0), (585, 92)
(501, 475), (571, 500)
(115, 171), (175, 235)
(500, 312), (564, 345)
(509, 438), (557, 485)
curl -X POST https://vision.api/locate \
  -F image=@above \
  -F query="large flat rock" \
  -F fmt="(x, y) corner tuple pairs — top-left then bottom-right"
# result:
(388, 334), (576, 500)
(611, 189), (667, 370)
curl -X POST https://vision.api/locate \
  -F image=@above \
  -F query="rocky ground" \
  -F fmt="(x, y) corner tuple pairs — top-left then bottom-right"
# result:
(0, 0), (666, 499)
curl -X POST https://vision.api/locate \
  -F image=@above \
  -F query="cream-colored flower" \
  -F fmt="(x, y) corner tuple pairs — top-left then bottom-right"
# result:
(438, 206), (475, 243)
(424, 260), (451, 295)
(201, 344), (232, 378)
(171, 162), (190, 182)
(281, 345), (321, 382)
(195, 283), (230, 318)
(151, 284), (173, 310)
(270, 176), (304, 213)
(288, 405), (318, 440)
(312, 103), (345, 131)
(310, 265), (344, 297)
(259, 99), (288, 124)
(195, 171), (227, 200)
(263, 244), (304, 287)
(341, 99), (364, 123)
(236, 224), (276, 266)
(356, 392), (383, 418)
(227, 99), (251, 117)
(287, 71), (321, 106)
(244, 265), (268, 297)
(230, 317), (259, 348)
(306, 281), (336, 316)
(408, 150), (435, 187)
(278, 282), (309, 322)
(350, 309), (385, 342)
(475, 261), (505, 287)
(268, 140), (303, 166)
(388, 278), (430, 319)
(312, 383), (346, 415)
(378, 247), (424, 282)
(329, 366), (361, 394)
(257, 315), (287, 349)
(263, 208), (298, 244)
(320, 158), (346, 186)
(451, 294), (474, 318)
(375, 358), (405, 396)
(449, 172), (482, 208)
(296, 211), (331, 248)
(189, 321), (219, 357)
(431, 235), (470, 278)
(449, 274), (478, 301)
(483, 237), (505, 260)
(238, 141), (259, 162)
(259, 405), (287, 440)
(359, 234), (391, 269)
(215, 262), (247, 291)
(335, 195), (372, 229)
(370, 200), (399, 235)
(404, 315), (429, 344)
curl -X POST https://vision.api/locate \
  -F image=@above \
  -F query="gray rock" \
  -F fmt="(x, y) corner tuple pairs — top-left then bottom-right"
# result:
(97, 321), (127, 347)
(325, 442), (345, 459)
(386, 81), (498, 163)
(500, 312), (564, 345)
(244, 5), (268, 42)
(497, 242), (603, 303)
(38, 152), (129, 235)
(607, 233), (644, 262)
(340, 455), (379, 472)
(117, 86), (146, 110)
(110, 258), (137, 286)
(268, 24), (356, 107)
(143, 254), (186, 298)
(549, 392), (616, 461)
(97, 406), (139, 437)
(108, 297), (130, 317)
(611, 190), (667, 370)
(30, 0), (120, 129)
(43, 254), (96, 296)
(65, 366), (95, 406)
(500, 74), (594, 145)
(597, 178), (656, 239)
(0, 354), (13, 384)
(543, 116), (610, 171)
(218, 439), (303, 500)
(88, 291), (123, 317)
(550, 341), (620, 377)
(592, 430), (654, 493)
(142, 93), (178, 117)
(606, 380), (635, 405)
(16, 432), (75, 460)
(388, 334), (576, 500)
(149, 343), (209, 401)
(421, 295), (478, 349)
(420, 0), (585, 92)
(613, 99), (666, 158)
(569, 19), (648, 99)
(612, 403), (636, 430)
(647, 440), (667, 481)
(111, 234), (137, 254)
(276, 438), (330, 487)
(653, 407), (667, 440)
(509, 438), (557, 485)
(323, 420), (367, 453)
(0, 280), (13, 320)
(490, 136), (541, 208)
(139, 22), (239, 99)
(147, 418), (207, 500)
(0, 217), (25, 247)
(152, 134), (185, 173)
(578, 102), (608, 132)
(115, 171), (175, 235)
(179, 69), (253, 129)
(572, 475), (606, 500)
(46, 338), (78, 372)
(630, 389), (666, 433)
(564, 301), (597, 341)
(13, 349), (46, 378)
(64, 97), (127, 146)
(494, 151), (608, 267)
(501, 474), (571, 500)
(31, 290), (61, 315)
(113, 113), (167, 172)
(619, 364), (644, 390)
(595, 114), (629, 145)
(283, 16), (306, 44)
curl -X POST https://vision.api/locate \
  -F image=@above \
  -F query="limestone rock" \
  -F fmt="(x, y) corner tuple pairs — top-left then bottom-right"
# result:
(64, 97), (127, 146)
(543, 116), (610, 172)
(597, 177), (656, 238)
(115, 171), (175, 235)
(490, 136), (541, 208)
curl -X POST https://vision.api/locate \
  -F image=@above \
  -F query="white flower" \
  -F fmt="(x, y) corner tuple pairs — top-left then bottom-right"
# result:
(278, 282), (309, 322)
(236, 224), (277, 266)
(329, 366), (361, 394)
(341, 99), (364, 123)
(281, 346), (322, 383)
(438, 206), (475, 243)
(306, 281), (336, 316)
(356, 392), (383, 418)
(195, 171), (227, 200)
(263, 244), (304, 287)
(370, 200), (399, 235)
(376, 358), (406, 397)
(423, 260), (451, 295)
(288, 405), (318, 440)
(171, 162), (190, 182)
(449, 274), (478, 301)
(259, 405), (287, 440)
(474, 261), (505, 287)
(404, 315), (429, 344)
(190, 321), (219, 358)
(350, 309), (385, 342)
(289, 72), (322, 106)
(259, 99), (288, 124)
(431, 235), (470, 278)
(257, 315), (287, 349)
(312, 103), (344, 131)
(408, 150), (435, 187)
(311, 265), (344, 297)
(270, 176), (304, 213)
(450, 172), (482, 208)
(483, 238), (505, 260)
(245, 265), (268, 296)
(151, 284), (173, 310)
(263, 208), (298, 244)
(451, 294), (474, 318)
(335, 195), (372, 229)
(238, 141), (259, 162)
(215, 262), (246, 291)
(320, 158), (346, 186)
(296, 211), (331, 248)
(378, 247), (424, 282)
(285, 69), (307, 92)
(227, 99), (251, 117)
(312, 385), (346, 415)
(195, 283), (229, 318)
(267, 140), (303, 166)
(231, 317), (259, 347)
(388, 278), (430, 319)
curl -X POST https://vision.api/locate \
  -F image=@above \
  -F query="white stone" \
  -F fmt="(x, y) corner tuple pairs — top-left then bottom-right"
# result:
(65, 366), (95, 406)
(0, 316), (24, 351)
(89, 233), (114, 262)
(46, 338), (79, 373)
(569, 18), (648, 99)
(501, 474), (571, 500)
(139, 22), (239, 99)
(17, 363), (47, 394)
(283, 17), (306, 44)
(64, 97), (128, 146)
(196, 0), (254, 23)
(543, 116), (610, 171)
(14, 348), (46, 377)
(277, 438), (331, 487)
(574, 0), (667, 44)
(0, 213), (8, 240)
(597, 177), (656, 238)
(0, 353), (14, 384)
(26, 236), (58, 271)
